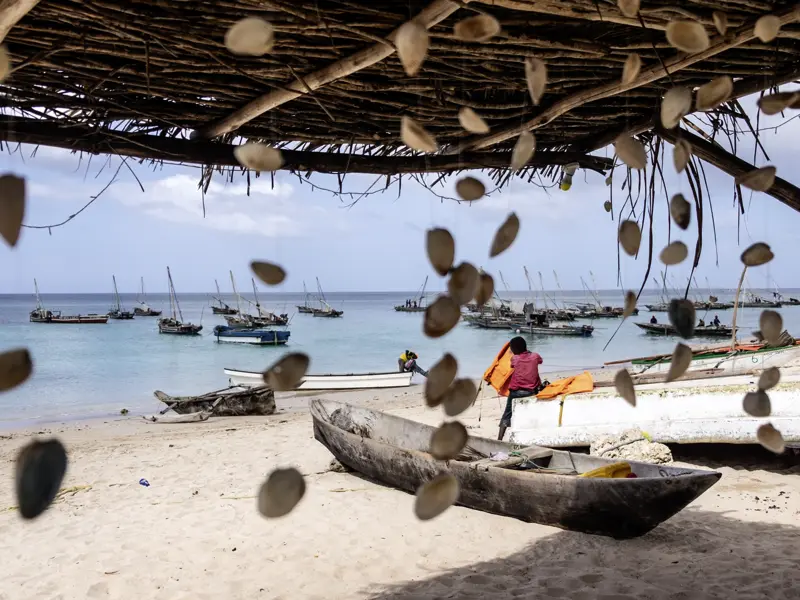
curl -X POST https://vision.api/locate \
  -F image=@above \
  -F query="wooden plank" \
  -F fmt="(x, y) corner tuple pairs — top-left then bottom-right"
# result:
(200, 0), (463, 139)
(0, 0), (39, 43)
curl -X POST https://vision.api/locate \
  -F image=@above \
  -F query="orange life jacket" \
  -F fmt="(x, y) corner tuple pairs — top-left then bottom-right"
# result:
(482, 341), (514, 397)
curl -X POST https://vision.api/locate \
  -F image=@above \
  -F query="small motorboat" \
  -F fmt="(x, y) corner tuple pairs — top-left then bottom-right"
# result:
(213, 325), (290, 346)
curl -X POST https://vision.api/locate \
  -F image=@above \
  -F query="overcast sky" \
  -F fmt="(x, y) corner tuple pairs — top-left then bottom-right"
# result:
(1, 98), (798, 294)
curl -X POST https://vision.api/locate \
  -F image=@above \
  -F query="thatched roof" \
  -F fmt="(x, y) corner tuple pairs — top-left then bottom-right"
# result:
(1, 0), (799, 199)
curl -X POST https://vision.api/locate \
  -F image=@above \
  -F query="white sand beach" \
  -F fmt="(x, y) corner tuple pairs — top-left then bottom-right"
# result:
(0, 386), (798, 600)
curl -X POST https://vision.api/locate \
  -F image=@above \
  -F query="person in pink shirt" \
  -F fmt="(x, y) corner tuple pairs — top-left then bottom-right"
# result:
(498, 336), (543, 441)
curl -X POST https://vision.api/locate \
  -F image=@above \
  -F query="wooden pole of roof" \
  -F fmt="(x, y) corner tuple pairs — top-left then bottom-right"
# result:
(200, 0), (465, 139)
(451, 4), (800, 153)
(0, 0), (39, 42)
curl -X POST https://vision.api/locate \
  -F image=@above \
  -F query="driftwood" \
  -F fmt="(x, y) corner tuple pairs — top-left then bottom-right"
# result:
(154, 385), (276, 417)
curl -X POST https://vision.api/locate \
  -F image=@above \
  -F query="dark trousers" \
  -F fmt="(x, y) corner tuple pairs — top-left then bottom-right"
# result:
(500, 389), (535, 428)
(398, 358), (428, 377)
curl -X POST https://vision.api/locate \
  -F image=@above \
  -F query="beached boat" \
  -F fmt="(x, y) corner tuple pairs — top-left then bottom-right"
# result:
(107, 275), (134, 320)
(311, 399), (720, 538)
(29, 279), (109, 324)
(158, 267), (202, 335)
(635, 322), (735, 337)
(395, 276), (428, 312)
(133, 277), (161, 316)
(154, 385), (276, 416)
(224, 367), (413, 390)
(213, 325), (290, 345)
(211, 279), (237, 315)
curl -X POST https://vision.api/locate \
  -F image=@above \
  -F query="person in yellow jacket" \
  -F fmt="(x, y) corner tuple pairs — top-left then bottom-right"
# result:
(398, 350), (428, 377)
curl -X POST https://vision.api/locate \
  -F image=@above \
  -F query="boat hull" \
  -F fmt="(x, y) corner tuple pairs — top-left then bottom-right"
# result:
(224, 368), (413, 390)
(311, 399), (720, 539)
(133, 308), (162, 316)
(212, 307), (238, 315)
(30, 313), (109, 324)
(635, 322), (734, 337)
(517, 324), (594, 337)
(213, 326), (290, 345)
(629, 344), (800, 377)
(158, 322), (203, 335)
(155, 385), (276, 416)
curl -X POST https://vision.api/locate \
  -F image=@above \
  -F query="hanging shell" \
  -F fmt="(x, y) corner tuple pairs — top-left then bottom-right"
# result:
(743, 391), (771, 417)
(225, 17), (275, 56)
(736, 167), (776, 192)
(603, 200), (612, 213)
(234, 143), (284, 172)
(618, 220), (641, 256)
(759, 310), (783, 345)
(257, 467), (306, 518)
(458, 107), (490, 134)
(712, 12), (728, 36)
(696, 76), (733, 111)
(660, 241), (688, 265)
(510, 131), (536, 171)
(741, 242), (774, 267)
(669, 193), (691, 230)
(661, 87), (692, 129)
(758, 92), (800, 116)
(15, 439), (68, 520)
(621, 53), (641, 84)
(447, 262), (480, 306)
(454, 14), (501, 42)
(668, 298), (696, 338)
(455, 176), (486, 202)
(441, 378), (478, 417)
(251, 261), (286, 285)
(614, 134), (647, 170)
(395, 20), (429, 76)
(426, 228), (455, 276)
(754, 15), (781, 43)
(623, 291), (637, 318)
(0, 174), (25, 248)
(430, 422), (469, 460)
(489, 213), (520, 258)
(401, 116), (438, 153)
(524, 58), (547, 106)
(758, 366), (781, 391)
(617, 0), (640, 18)
(673, 139), (692, 173)
(666, 343), (693, 382)
(0, 347), (32, 392)
(0, 45), (9, 83)
(665, 20), (710, 53)
(757, 423), (785, 454)
(414, 473), (460, 521)
(423, 296), (461, 338)
(475, 272), (495, 306)
(425, 354), (458, 407)
(614, 369), (636, 406)
(263, 353), (310, 391)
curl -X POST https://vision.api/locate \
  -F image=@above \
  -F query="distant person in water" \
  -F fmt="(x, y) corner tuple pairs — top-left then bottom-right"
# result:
(498, 336), (543, 441)
(399, 350), (428, 377)
(650, 315), (658, 324)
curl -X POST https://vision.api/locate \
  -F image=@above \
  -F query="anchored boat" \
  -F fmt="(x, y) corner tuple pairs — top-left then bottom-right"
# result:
(635, 322), (735, 337)
(107, 275), (134, 320)
(133, 277), (161, 316)
(29, 279), (108, 324)
(157, 267), (202, 335)
(213, 325), (290, 345)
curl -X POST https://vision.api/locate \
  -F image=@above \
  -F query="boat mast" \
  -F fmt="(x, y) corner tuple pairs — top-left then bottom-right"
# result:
(523, 266), (537, 311)
(302, 281), (309, 308)
(230, 270), (242, 314)
(33, 278), (44, 311)
(112, 275), (122, 311)
(251, 278), (264, 316)
(417, 276), (428, 306)
(166, 267), (185, 322)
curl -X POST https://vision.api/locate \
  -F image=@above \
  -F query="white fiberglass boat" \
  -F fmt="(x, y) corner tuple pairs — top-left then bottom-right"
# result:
(224, 368), (413, 391)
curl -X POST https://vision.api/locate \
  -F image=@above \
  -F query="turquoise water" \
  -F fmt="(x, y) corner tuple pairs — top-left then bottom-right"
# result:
(1, 289), (798, 425)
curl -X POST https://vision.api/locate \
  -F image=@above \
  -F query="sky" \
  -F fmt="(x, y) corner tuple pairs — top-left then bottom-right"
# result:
(1, 96), (799, 295)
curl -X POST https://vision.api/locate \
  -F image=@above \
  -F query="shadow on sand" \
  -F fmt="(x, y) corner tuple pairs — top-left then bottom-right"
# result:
(365, 509), (799, 600)
(670, 443), (800, 474)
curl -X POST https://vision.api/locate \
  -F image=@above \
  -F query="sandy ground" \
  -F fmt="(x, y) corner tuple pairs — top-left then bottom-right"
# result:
(0, 385), (799, 600)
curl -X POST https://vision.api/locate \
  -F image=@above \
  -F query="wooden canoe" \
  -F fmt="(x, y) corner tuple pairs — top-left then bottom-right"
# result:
(154, 385), (276, 416)
(311, 399), (721, 539)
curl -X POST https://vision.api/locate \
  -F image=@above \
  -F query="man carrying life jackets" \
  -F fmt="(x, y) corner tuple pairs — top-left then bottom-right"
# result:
(399, 350), (428, 377)
(498, 336), (543, 441)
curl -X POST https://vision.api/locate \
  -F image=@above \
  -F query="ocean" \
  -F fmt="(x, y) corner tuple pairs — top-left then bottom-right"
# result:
(1, 288), (797, 426)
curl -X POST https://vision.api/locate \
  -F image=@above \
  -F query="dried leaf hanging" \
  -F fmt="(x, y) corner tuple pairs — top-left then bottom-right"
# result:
(741, 242), (774, 267)
(510, 131), (536, 171)
(661, 87), (692, 129)
(414, 473), (459, 520)
(623, 291), (637, 318)
(614, 134), (647, 170)
(395, 21), (429, 76)
(251, 261), (286, 285)
(754, 15), (781, 43)
(426, 228), (455, 276)
(458, 107), (490, 134)
(617, 0), (640, 18)
(430, 422), (469, 460)
(0, 347), (32, 392)
(665, 20), (710, 53)
(425, 353), (458, 407)
(453, 14), (501, 42)
(234, 143), (284, 172)
(447, 262), (480, 306)
(0, 174), (25, 248)
(455, 177), (486, 202)
(475, 272), (494, 305)
(0, 45), (9, 83)
(621, 53), (641, 84)
(401, 116), (438, 153)
(524, 58), (547, 106)
(712, 12), (728, 36)
(263, 353), (310, 391)
(669, 193), (691, 229)
(489, 213), (520, 258)
(758, 92), (800, 116)
(673, 139), (692, 173)
(743, 391), (771, 417)
(757, 423), (785, 454)
(668, 299), (695, 338)
(614, 369), (636, 406)
(759, 310), (783, 345)
(666, 343), (693, 382)
(618, 220), (641, 256)
(15, 439), (68, 520)
(225, 17), (275, 56)
(696, 76), (733, 111)
(423, 296), (461, 338)
(660, 241), (688, 265)
(758, 367), (781, 391)
(442, 379), (478, 417)
(736, 167), (776, 192)
(257, 467), (306, 518)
